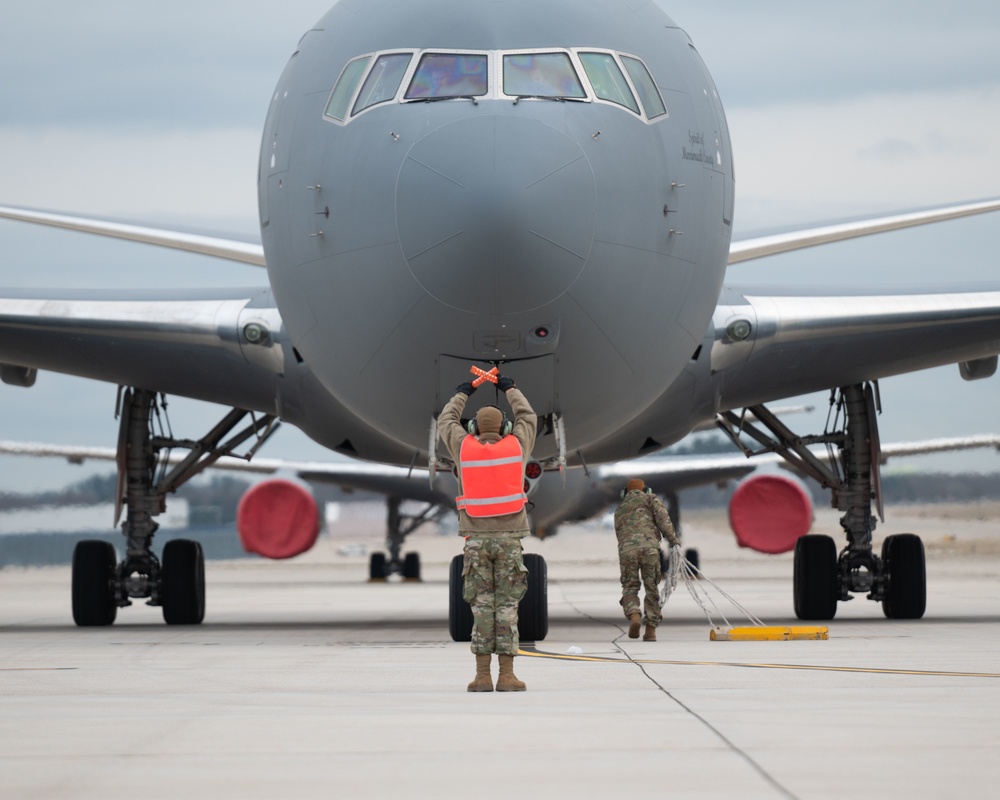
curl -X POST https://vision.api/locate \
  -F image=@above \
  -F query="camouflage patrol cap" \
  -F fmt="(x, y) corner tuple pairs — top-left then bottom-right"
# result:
(476, 405), (504, 435)
(626, 478), (645, 492)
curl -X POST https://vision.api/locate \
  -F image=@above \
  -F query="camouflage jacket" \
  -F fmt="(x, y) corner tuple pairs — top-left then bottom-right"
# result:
(614, 490), (679, 552)
(438, 387), (537, 537)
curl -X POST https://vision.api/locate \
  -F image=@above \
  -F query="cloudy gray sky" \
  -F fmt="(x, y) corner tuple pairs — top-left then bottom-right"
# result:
(1, 1), (1000, 492)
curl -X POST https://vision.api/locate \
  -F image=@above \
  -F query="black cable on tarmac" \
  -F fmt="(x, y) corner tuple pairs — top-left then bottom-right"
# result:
(557, 583), (802, 800)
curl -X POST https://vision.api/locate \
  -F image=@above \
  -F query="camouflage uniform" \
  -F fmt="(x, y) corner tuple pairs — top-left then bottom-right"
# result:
(614, 489), (679, 628)
(439, 386), (537, 655)
(461, 537), (528, 654)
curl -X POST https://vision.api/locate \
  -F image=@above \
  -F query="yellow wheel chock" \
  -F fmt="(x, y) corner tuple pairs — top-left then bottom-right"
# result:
(710, 625), (829, 641)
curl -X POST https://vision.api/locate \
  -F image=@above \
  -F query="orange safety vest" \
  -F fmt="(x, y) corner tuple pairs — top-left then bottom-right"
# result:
(456, 435), (527, 518)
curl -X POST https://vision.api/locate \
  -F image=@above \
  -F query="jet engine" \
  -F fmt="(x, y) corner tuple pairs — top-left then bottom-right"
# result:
(236, 479), (320, 559)
(727, 473), (814, 554)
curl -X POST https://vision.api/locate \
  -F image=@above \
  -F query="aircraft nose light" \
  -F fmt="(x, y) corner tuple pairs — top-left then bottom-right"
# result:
(396, 115), (596, 314)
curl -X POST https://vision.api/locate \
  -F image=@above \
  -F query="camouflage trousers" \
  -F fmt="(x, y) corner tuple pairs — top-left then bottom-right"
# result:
(462, 537), (528, 655)
(619, 547), (662, 627)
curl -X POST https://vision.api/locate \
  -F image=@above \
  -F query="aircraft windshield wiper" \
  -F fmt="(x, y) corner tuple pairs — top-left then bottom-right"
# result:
(511, 95), (587, 104)
(419, 95), (479, 104)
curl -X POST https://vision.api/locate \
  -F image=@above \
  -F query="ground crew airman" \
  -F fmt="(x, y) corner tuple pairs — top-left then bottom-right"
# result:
(614, 478), (679, 641)
(439, 373), (537, 692)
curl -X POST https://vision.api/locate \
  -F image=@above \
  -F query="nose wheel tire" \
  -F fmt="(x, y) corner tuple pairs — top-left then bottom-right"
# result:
(519, 553), (548, 642)
(448, 554), (473, 642)
(71, 540), (118, 627)
(447, 552), (549, 642)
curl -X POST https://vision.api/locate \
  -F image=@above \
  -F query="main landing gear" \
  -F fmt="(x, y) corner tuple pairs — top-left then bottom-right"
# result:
(367, 497), (443, 581)
(71, 388), (277, 626)
(719, 382), (926, 621)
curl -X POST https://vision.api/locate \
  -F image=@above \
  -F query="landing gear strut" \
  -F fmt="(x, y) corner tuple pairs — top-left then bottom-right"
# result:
(719, 382), (926, 620)
(70, 388), (278, 626)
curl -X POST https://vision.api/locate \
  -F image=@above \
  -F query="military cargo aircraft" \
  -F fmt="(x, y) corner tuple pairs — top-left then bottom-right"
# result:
(2, 0), (1000, 633)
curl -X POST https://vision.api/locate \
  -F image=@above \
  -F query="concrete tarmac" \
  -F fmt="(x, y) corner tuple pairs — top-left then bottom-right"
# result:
(2, 505), (1000, 800)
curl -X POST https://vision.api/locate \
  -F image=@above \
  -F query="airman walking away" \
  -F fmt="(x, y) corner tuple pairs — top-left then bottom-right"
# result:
(614, 478), (679, 641)
(439, 372), (537, 691)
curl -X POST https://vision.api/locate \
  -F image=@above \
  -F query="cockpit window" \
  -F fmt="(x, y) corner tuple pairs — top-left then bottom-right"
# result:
(404, 53), (488, 99)
(503, 52), (586, 98)
(325, 48), (668, 124)
(579, 52), (639, 114)
(325, 56), (372, 121)
(621, 56), (666, 119)
(354, 53), (412, 113)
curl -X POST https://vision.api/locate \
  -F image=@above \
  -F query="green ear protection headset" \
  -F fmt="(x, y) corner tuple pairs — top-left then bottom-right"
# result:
(467, 405), (513, 437)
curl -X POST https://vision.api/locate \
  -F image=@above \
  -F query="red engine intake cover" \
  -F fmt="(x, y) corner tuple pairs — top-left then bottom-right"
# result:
(728, 474), (813, 554)
(236, 479), (320, 559)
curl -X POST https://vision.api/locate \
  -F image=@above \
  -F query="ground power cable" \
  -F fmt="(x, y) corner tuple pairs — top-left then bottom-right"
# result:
(552, 565), (802, 800)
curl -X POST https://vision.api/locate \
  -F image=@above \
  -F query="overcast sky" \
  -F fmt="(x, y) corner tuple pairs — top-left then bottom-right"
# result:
(1, 1), (1000, 492)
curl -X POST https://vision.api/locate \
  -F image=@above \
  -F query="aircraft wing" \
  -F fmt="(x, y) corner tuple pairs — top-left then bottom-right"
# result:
(7, 198), (998, 271)
(712, 283), (1000, 412)
(595, 434), (1000, 496)
(8, 430), (995, 511)
(0, 287), (286, 413)
(728, 198), (1000, 264)
(877, 435), (1000, 462)
(595, 454), (755, 497)
(0, 205), (265, 267)
(4, 433), (998, 481)
(0, 440), (453, 506)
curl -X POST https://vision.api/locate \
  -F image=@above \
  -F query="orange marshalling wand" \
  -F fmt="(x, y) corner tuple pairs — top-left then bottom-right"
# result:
(470, 365), (499, 387)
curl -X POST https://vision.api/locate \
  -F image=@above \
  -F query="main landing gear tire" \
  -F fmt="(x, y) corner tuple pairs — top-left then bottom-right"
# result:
(161, 539), (205, 625)
(793, 534), (839, 621)
(402, 552), (421, 581)
(72, 540), (118, 627)
(369, 552), (387, 581)
(447, 552), (550, 642)
(881, 533), (926, 619)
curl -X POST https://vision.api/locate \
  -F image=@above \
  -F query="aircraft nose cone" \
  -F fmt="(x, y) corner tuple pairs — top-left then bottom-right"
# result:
(396, 115), (595, 314)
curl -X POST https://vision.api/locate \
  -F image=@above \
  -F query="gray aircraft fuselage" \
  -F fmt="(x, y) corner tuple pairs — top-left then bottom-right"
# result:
(260, 0), (734, 467)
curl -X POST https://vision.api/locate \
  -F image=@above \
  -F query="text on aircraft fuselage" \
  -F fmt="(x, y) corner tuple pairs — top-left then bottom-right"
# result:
(259, 0), (734, 465)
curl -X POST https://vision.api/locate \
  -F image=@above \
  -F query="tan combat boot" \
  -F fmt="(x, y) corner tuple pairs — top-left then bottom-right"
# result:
(467, 654), (494, 692)
(496, 654), (526, 691)
(628, 612), (641, 639)
(643, 624), (656, 642)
